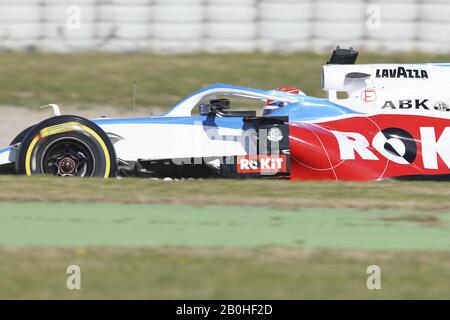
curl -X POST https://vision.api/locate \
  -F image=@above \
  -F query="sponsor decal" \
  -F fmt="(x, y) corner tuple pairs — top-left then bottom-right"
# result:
(381, 99), (430, 110)
(237, 155), (287, 173)
(267, 127), (283, 142)
(433, 101), (450, 112)
(372, 128), (417, 164)
(361, 88), (377, 103)
(381, 99), (450, 112)
(332, 127), (450, 170)
(375, 67), (428, 79)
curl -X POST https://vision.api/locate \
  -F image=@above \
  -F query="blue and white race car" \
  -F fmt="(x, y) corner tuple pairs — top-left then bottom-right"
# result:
(0, 83), (296, 179)
(5, 47), (450, 181)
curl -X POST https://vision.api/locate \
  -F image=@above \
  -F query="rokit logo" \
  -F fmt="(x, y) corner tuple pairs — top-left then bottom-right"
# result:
(381, 99), (450, 112)
(375, 67), (428, 79)
(332, 127), (450, 170)
(237, 155), (287, 173)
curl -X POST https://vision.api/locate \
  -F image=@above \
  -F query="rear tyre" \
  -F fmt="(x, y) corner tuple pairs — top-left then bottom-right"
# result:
(15, 116), (117, 178)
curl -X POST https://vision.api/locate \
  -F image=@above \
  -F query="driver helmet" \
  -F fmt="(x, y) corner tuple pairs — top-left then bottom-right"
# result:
(263, 87), (304, 115)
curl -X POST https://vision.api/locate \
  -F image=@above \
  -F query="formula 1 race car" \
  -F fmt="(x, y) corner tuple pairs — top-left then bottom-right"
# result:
(2, 47), (450, 181)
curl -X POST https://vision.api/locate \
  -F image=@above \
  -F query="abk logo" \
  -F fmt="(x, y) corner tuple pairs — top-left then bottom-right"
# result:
(382, 99), (429, 110)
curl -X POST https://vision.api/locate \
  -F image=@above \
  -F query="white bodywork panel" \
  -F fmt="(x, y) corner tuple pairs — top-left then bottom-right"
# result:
(0, 147), (15, 166)
(322, 63), (450, 116)
(98, 123), (254, 161)
(95, 85), (298, 162)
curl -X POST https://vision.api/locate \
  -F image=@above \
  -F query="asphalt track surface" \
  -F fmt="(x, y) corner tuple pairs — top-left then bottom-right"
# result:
(0, 203), (449, 251)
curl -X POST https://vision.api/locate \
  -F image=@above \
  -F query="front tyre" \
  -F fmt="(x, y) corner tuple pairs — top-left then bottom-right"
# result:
(15, 116), (117, 178)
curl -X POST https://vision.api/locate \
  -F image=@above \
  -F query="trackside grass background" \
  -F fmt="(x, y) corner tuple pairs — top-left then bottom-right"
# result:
(0, 177), (449, 299)
(1, 51), (450, 109)
(1, 202), (450, 250)
(2, 247), (450, 300)
(1, 176), (450, 211)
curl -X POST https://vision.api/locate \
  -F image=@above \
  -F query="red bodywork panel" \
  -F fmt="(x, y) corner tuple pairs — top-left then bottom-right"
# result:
(289, 114), (450, 181)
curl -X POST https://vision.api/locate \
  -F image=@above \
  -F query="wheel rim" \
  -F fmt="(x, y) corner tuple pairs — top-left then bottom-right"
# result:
(41, 138), (96, 177)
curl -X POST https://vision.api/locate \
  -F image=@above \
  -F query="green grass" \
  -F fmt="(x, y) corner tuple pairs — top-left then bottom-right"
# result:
(1, 178), (450, 299)
(1, 51), (450, 108)
(1, 176), (450, 211)
(1, 203), (449, 251)
(1, 246), (450, 299)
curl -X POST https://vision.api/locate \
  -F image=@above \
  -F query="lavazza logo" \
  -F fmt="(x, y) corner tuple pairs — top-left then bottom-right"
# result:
(375, 67), (428, 79)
